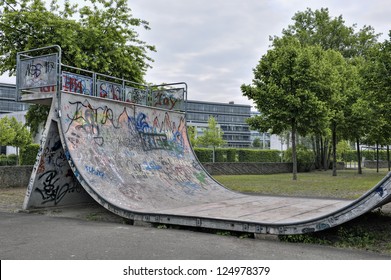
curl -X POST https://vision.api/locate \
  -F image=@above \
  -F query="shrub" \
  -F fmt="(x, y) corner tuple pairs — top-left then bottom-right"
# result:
(194, 148), (213, 162)
(238, 149), (281, 162)
(0, 154), (7, 166)
(214, 148), (238, 162)
(0, 154), (18, 166)
(20, 144), (40, 165)
(340, 149), (389, 162)
(226, 149), (237, 162)
(215, 148), (226, 162)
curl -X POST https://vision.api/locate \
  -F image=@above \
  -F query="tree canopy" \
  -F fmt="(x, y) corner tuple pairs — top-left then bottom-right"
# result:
(0, 0), (155, 83)
(242, 8), (386, 179)
(0, 116), (32, 164)
(0, 0), (156, 137)
(196, 116), (226, 148)
(242, 37), (330, 179)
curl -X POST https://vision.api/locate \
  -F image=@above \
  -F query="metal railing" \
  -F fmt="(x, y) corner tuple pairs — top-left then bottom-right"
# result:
(16, 45), (187, 112)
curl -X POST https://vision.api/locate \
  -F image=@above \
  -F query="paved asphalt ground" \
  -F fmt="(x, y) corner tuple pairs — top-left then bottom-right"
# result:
(1, 210), (390, 260)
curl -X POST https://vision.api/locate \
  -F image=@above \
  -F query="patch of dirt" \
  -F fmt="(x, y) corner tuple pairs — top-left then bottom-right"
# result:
(0, 186), (124, 223)
(0, 186), (26, 212)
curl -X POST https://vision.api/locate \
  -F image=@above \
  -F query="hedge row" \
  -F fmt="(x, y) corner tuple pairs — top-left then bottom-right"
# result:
(194, 148), (391, 164)
(341, 150), (390, 162)
(194, 148), (281, 163)
(20, 144), (40, 165)
(0, 154), (18, 166)
(0, 144), (40, 166)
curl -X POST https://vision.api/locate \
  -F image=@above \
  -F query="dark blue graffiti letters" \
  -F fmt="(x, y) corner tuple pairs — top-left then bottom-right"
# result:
(85, 165), (105, 178)
(142, 161), (162, 171)
(135, 112), (185, 152)
(375, 186), (385, 197)
(25, 61), (55, 78)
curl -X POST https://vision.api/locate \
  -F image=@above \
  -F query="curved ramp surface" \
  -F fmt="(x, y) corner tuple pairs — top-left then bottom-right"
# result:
(25, 92), (391, 235)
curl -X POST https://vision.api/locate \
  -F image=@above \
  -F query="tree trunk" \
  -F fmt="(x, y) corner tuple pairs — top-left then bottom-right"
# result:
(311, 135), (319, 169)
(376, 142), (379, 173)
(323, 138), (330, 171)
(332, 122), (337, 176)
(291, 120), (297, 180)
(387, 145), (390, 171)
(313, 135), (322, 169)
(356, 138), (362, 175)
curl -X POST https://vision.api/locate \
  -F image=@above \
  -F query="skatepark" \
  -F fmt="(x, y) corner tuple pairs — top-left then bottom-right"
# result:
(19, 46), (391, 236)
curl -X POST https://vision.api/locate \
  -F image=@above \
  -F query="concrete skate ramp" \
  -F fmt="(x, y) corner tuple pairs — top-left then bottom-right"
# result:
(48, 92), (391, 235)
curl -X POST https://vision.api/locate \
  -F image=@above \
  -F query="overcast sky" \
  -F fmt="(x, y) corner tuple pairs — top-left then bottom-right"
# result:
(1, 0), (390, 107)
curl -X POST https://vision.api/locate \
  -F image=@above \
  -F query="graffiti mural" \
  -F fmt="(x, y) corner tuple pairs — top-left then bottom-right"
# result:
(58, 92), (227, 211)
(125, 86), (148, 105)
(97, 80), (122, 100)
(152, 88), (184, 111)
(23, 120), (92, 209)
(18, 54), (57, 89)
(62, 72), (93, 95)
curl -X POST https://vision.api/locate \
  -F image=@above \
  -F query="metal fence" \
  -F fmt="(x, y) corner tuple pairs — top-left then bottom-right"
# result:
(16, 45), (187, 112)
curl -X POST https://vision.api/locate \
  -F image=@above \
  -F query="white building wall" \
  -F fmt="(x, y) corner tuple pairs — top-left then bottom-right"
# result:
(270, 134), (288, 151)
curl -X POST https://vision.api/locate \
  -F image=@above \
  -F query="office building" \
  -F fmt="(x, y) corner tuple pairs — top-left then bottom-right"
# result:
(0, 83), (29, 113)
(186, 100), (252, 148)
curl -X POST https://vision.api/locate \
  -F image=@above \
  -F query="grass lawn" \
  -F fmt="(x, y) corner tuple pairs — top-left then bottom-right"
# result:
(214, 168), (391, 255)
(213, 168), (390, 200)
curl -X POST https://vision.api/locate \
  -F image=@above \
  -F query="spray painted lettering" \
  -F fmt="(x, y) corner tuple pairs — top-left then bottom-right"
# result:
(62, 72), (93, 95)
(98, 81), (122, 100)
(152, 89), (184, 111)
(35, 170), (81, 205)
(65, 100), (120, 146)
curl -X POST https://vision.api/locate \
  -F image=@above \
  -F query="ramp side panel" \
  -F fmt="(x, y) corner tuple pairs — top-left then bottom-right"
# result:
(59, 93), (236, 212)
(23, 117), (93, 210)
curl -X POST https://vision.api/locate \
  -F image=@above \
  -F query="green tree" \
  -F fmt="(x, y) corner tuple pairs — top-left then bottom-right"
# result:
(282, 8), (379, 58)
(279, 8), (380, 175)
(25, 104), (50, 136)
(197, 116), (226, 162)
(360, 33), (391, 170)
(0, 0), (155, 133)
(323, 50), (360, 176)
(0, 117), (17, 146)
(242, 37), (329, 180)
(0, 0), (155, 81)
(252, 137), (261, 148)
(341, 57), (374, 174)
(187, 125), (197, 147)
(0, 116), (32, 164)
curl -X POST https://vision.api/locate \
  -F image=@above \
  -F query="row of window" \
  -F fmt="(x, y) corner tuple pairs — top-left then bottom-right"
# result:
(187, 102), (250, 115)
(220, 125), (250, 132)
(0, 100), (29, 113)
(0, 86), (17, 100)
(223, 135), (251, 141)
(187, 113), (249, 124)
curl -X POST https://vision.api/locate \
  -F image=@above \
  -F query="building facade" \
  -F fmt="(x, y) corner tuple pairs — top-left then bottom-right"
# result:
(0, 83), (30, 155)
(0, 83), (29, 114)
(186, 100), (252, 148)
